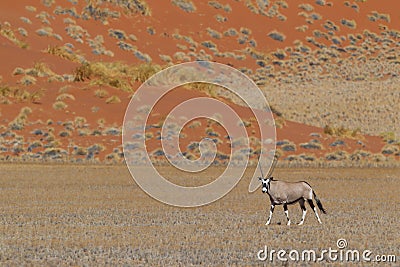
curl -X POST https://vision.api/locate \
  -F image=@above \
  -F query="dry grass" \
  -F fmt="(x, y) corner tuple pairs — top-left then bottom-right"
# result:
(0, 23), (29, 49)
(0, 165), (398, 265)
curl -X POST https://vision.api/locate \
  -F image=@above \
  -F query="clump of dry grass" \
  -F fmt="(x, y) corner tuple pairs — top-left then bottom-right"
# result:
(94, 89), (109, 98)
(105, 95), (121, 104)
(172, 0), (197, 12)
(56, 93), (75, 101)
(74, 117), (87, 128)
(73, 61), (161, 91)
(45, 45), (81, 63)
(53, 101), (68, 110)
(300, 140), (323, 150)
(341, 18), (357, 29)
(323, 125), (360, 138)
(131, 63), (162, 83)
(74, 63), (92, 82)
(8, 107), (32, 130)
(0, 23), (29, 49)
(0, 84), (44, 104)
(268, 30), (286, 42)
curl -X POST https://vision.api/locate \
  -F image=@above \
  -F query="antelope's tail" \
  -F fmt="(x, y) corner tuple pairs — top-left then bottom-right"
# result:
(313, 191), (327, 214)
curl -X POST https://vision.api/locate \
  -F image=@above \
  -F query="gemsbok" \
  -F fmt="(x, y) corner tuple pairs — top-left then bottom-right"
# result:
(259, 158), (326, 225)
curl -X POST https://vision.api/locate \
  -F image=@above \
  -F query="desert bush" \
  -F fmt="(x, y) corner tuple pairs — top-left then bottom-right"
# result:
(74, 146), (88, 156)
(371, 153), (386, 162)
(159, 54), (172, 63)
(105, 95), (121, 104)
(206, 28), (222, 39)
(104, 127), (121, 136)
(78, 129), (90, 136)
(94, 89), (109, 98)
(187, 142), (200, 151)
(92, 129), (102, 136)
(381, 145), (399, 155)
(188, 121), (201, 128)
(268, 30), (286, 42)
(20, 16), (32, 24)
(208, 0), (222, 9)
(300, 140), (323, 149)
(172, 0), (197, 12)
(380, 132), (397, 144)
(53, 101), (68, 110)
(201, 41), (217, 49)
(20, 76), (36, 86)
(350, 150), (370, 161)
(13, 67), (25, 75)
(298, 3), (314, 11)
(59, 131), (70, 137)
(45, 45), (79, 62)
(215, 14), (227, 23)
(281, 143), (296, 152)
(206, 127), (219, 137)
(0, 24), (29, 49)
(240, 27), (252, 35)
(131, 63), (162, 83)
(56, 93), (75, 101)
(299, 153), (316, 161)
(341, 19), (357, 29)
(324, 125), (360, 138)
(273, 49), (287, 59)
(145, 132), (153, 140)
(29, 89), (44, 104)
(74, 63), (92, 82)
(325, 150), (349, 161)
(277, 14), (287, 21)
(224, 28), (238, 37)
(74, 117), (87, 128)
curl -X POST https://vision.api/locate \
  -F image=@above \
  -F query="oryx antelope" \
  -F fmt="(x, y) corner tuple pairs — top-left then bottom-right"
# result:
(259, 158), (326, 225)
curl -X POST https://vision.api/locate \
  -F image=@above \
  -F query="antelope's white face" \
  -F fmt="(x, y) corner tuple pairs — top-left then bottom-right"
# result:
(259, 177), (272, 193)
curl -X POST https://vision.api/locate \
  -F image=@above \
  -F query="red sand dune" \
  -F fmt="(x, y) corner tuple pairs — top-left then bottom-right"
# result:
(0, 0), (398, 164)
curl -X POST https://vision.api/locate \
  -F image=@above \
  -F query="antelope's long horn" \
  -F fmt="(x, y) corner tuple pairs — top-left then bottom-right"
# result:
(266, 155), (278, 178)
(258, 162), (264, 178)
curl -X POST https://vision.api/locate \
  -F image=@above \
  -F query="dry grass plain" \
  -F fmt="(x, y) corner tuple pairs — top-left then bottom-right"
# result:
(0, 164), (399, 266)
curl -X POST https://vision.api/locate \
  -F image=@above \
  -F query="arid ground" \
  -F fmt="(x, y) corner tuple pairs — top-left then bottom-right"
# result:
(1, 0), (399, 266)
(0, 164), (398, 266)
(0, 0), (399, 165)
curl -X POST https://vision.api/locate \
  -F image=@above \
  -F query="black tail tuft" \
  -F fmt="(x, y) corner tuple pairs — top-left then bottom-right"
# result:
(313, 191), (327, 214)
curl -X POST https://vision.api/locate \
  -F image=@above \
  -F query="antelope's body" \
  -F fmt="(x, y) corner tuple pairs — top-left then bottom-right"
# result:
(260, 177), (326, 225)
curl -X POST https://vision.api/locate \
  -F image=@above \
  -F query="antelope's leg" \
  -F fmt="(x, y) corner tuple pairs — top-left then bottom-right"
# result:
(266, 204), (275, 225)
(283, 204), (290, 225)
(307, 199), (322, 224)
(298, 198), (307, 225)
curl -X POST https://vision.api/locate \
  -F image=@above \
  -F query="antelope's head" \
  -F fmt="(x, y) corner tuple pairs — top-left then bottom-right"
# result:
(259, 176), (273, 193)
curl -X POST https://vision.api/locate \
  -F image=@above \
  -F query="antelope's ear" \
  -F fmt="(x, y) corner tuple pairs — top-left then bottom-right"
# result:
(270, 176), (274, 180)
(258, 177), (262, 181)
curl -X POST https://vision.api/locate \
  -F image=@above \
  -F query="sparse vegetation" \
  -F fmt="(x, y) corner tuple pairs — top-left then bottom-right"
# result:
(0, 23), (29, 49)
(94, 89), (109, 98)
(105, 95), (121, 104)
(268, 30), (286, 42)
(53, 101), (68, 110)
(0, 166), (398, 265)
(172, 0), (197, 13)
